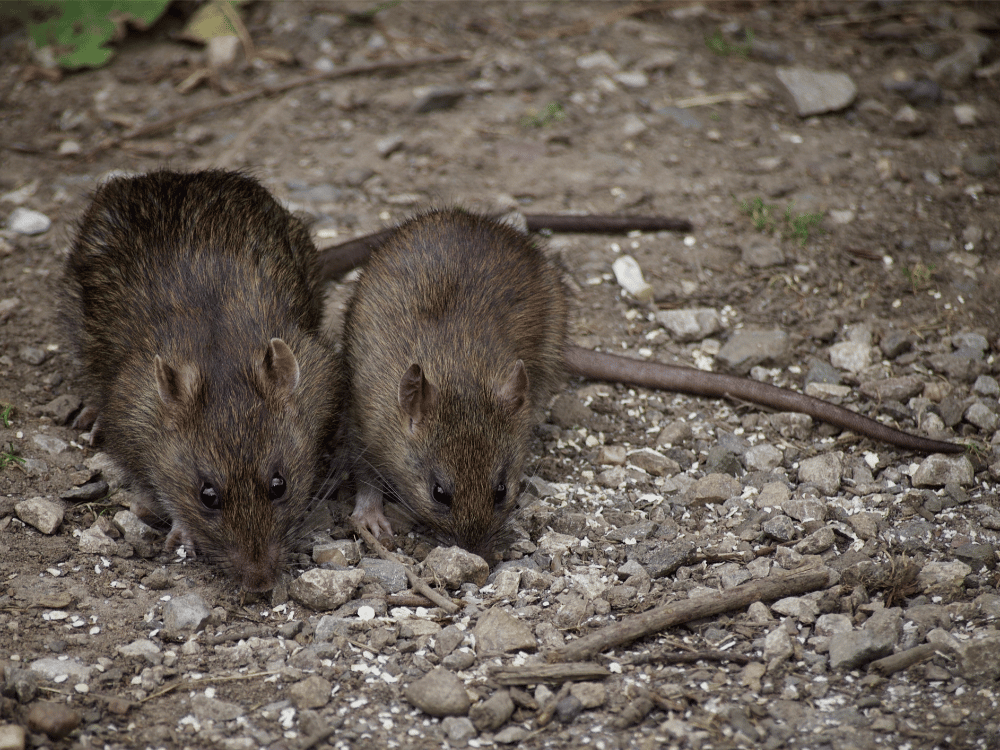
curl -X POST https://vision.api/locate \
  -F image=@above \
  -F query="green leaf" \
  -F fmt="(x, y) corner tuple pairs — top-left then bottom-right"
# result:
(26, 0), (172, 70)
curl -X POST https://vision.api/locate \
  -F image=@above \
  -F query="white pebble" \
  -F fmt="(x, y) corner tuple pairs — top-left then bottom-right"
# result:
(7, 207), (51, 235)
(611, 255), (653, 303)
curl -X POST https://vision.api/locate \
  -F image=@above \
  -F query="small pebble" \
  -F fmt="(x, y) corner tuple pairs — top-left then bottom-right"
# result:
(6, 207), (51, 235)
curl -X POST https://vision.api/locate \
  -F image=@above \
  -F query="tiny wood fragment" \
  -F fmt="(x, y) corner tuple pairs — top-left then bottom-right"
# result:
(549, 567), (832, 662)
(869, 643), (947, 675)
(489, 662), (611, 686)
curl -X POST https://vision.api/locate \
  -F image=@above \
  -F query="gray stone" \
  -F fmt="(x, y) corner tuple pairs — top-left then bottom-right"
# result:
(469, 689), (514, 731)
(957, 633), (1000, 684)
(555, 694), (584, 723)
(763, 515), (796, 542)
(643, 541), (695, 577)
(964, 402), (998, 432)
(29, 657), (92, 683)
(829, 609), (901, 670)
(19, 346), (48, 366)
(495, 725), (531, 744)
(687, 473), (741, 506)
(763, 626), (793, 663)
(77, 523), (118, 554)
(912, 455), (974, 487)
(628, 448), (679, 476)
(191, 694), (243, 722)
(15, 497), (64, 534)
(474, 607), (536, 655)
(828, 341), (871, 374)
(375, 134), (404, 157)
(782, 496), (828, 523)
(411, 87), (465, 114)
(404, 668), (471, 717)
(597, 444), (627, 466)
(60, 480), (108, 502)
(655, 308), (723, 342)
(25, 701), (80, 740)
(972, 375), (1000, 398)
(717, 329), (789, 371)
(577, 50), (619, 70)
(549, 393), (593, 429)
(433, 625), (466, 658)
(954, 543), (996, 572)
(163, 593), (212, 633)
(570, 681), (606, 709)
(442, 716), (477, 743)
(954, 104), (978, 126)
(917, 560), (971, 597)
(113, 510), (158, 545)
(360, 557), (408, 593)
(797, 453), (843, 496)
(962, 153), (998, 178)
(6, 206), (51, 235)
(31, 434), (69, 455)
(815, 613), (852, 637)
(794, 526), (835, 555)
(745, 444), (783, 471)
(289, 675), (332, 709)
(314, 615), (352, 641)
(424, 546), (489, 589)
(314, 539), (361, 566)
(40, 394), (82, 425)
(776, 66), (857, 116)
(289, 568), (365, 610)
(117, 639), (162, 664)
(755, 482), (791, 509)
(206, 34), (240, 68)
(0, 297), (20, 322)
(859, 376), (924, 402)
(741, 237), (785, 268)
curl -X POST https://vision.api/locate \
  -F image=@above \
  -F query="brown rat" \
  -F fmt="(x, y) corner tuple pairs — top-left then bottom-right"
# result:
(337, 209), (961, 557)
(62, 170), (339, 592)
(339, 209), (568, 556)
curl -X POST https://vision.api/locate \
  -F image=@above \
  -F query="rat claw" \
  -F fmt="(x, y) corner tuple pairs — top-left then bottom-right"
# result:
(165, 522), (197, 559)
(352, 487), (394, 542)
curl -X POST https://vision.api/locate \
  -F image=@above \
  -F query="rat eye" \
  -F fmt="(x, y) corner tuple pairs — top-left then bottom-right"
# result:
(493, 482), (507, 508)
(199, 483), (221, 511)
(432, 482), (452, 508)
(269, 472), (286, 501)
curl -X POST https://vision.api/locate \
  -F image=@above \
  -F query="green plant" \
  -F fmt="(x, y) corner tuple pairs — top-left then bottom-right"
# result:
(521, 101), (565, 129)
(20, 1), (172, 69)
(784, 203), (825, 246)
(705, 28), (754, 58)
(736, 196), (826, 245)
(1, 403), (12, 428)
(902, 261), (936, 294)
(1, 442), (24, 470)
(737, 195), (778, 233)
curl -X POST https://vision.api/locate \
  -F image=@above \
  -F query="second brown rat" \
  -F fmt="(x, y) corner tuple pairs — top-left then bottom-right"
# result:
(63, 170), (339, 592)
(338, 209), (961, 556)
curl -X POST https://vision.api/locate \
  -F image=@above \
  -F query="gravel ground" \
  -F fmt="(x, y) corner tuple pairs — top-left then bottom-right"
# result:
(1, 2), (999, 749)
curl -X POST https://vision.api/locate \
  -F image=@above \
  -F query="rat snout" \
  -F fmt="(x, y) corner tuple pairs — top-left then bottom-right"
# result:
(229, 535), (283, 592)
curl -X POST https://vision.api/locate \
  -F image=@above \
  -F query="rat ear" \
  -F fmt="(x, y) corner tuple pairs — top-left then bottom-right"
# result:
(497, 359), (529, 412)
(262, 338), (300, 397)
(398, 363), (438, 433)
(155, 356), (200, 412)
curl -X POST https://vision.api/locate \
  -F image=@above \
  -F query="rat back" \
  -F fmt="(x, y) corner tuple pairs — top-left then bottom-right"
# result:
(341, 209), (568, 555)
(63, 170), (338, 591)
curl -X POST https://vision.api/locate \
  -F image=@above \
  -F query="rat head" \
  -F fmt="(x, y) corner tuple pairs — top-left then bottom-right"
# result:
(149, 338), (323, 592)
(388, 359), (532, 559)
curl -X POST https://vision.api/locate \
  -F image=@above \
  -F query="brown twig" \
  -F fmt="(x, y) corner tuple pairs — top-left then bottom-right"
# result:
(628, 649), (752, 666)
(549, 567), (832, 662)
(868, 642), (951, 676)
(350, 518), (460, 614)
(535, 683), (572, 727)
(489, 662), (611, 686)
(79, 53), (468, 159)
(316, 213), (693, 281)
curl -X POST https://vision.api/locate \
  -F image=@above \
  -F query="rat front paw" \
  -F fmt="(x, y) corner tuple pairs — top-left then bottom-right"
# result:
(351, 488), (394, 541)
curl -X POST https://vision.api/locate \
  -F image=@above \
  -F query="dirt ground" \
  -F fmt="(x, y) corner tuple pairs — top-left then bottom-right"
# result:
(1, 2), (999, 749)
